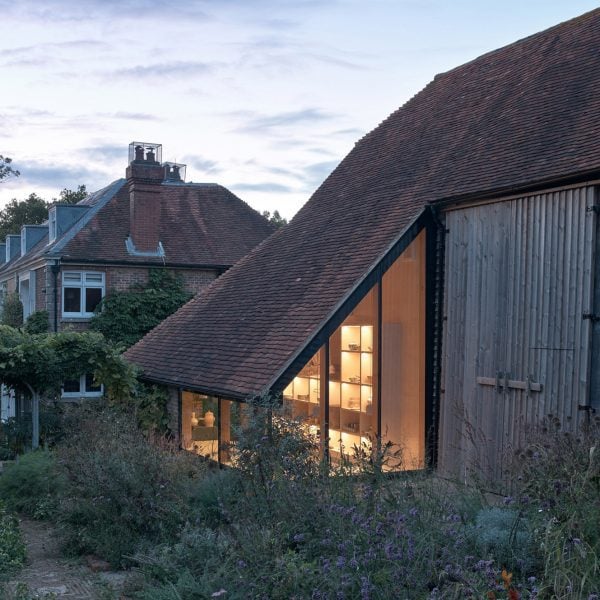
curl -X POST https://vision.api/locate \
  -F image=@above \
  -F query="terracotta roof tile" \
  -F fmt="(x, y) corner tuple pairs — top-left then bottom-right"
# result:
(125, 9), (600, 397)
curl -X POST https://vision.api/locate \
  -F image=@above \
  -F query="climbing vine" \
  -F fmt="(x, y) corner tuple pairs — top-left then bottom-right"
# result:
(89, 268), (192, 348)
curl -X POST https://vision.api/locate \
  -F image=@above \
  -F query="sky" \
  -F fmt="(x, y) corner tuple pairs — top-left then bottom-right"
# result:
(1, 1), (598, 219)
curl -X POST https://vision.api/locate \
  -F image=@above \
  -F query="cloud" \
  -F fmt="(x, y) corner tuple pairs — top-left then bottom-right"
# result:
(0, 0), (211, 22)
(183, 155), (222, 175)
(231, 182), (294, 194)
(304, 159), (339, 185)
(106, 111), (162, 121)
(16, 160), (102, 188)
(81, 144), (127, 162)
(0, 40), (109, 58)
(233, 108), (339, 134)
(109, 61), (215, 80)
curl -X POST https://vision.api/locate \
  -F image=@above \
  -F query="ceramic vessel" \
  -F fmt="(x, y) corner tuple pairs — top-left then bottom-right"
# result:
(204, 410), (215, 428)
(190, 412), (199, 427)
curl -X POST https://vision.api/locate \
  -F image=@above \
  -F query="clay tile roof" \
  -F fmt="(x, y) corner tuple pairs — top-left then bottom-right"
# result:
(0, 179), (274, 275)
(56, 182), (274, 266)
(125, 9), (600, 398)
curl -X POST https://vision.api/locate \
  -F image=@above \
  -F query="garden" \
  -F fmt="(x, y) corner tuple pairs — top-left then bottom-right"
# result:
(1, 394), (599, 599)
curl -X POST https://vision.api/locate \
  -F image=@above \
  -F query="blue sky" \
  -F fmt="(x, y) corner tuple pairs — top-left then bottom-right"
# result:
(1, 0), (598, 218)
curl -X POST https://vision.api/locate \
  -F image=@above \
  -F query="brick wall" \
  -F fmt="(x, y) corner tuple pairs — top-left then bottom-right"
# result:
(55, 265), (218, 332)
(35, 267), (46, 313)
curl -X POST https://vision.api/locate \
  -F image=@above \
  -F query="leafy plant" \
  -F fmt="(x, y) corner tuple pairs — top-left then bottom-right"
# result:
(56, 403), (205, 566)
(89, 268), (192, 348)
(0, 450), (63, 518)
(23, 310), (49, 335)
(2, 293), (23, 328)
(0, 499), (26, 581)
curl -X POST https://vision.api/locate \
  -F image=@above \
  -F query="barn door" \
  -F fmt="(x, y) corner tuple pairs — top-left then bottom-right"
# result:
(439, 187), (596, 486)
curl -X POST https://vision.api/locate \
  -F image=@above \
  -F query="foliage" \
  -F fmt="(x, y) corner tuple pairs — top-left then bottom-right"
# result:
(0, 450), (63, 519)
(0, 403), (65, 458)
(0, 499), (26, 581)
(0, 155), (20, 183)
(509, 418), (600, 599)
(0, 325), (137, 402)
(1, 293), (23, 328)
(131, 383), (170, 434)
(23, 310), (49, 335)
(56, 403), (206, 567)
(0, 193), (47, 240)
(89, 268), (192, 348)
(262, 209), (287, 228)
(55, 184), (87, 204)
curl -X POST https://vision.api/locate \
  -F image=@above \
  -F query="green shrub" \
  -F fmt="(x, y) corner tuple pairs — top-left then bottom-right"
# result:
(89, 269), (191, 348)
(0, 499), (26, 581)
(23, 310), (49, 334)
(1, 293), (23, 328)
(56, 402), (206, 567)
(0, 450), (62, 518)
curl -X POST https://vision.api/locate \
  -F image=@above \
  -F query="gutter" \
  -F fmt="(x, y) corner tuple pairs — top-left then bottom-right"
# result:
(54, 257), (232, 273)
(135, 372), (249, 402)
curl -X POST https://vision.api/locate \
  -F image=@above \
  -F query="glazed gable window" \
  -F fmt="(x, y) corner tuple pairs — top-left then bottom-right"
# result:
(62, 271), (105, 318)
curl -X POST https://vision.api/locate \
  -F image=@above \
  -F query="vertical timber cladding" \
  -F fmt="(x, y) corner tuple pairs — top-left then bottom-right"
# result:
(439, 185), (596, 484)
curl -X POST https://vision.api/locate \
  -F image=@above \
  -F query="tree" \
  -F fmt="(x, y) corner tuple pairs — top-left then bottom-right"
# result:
(56, 184), (87, 204)
(0, 155), (19, 182)
(262, 210), (288, 228)
(89, 269), (192, 348)
(0, 193), (48, 240)
(0, 326), (137, 448)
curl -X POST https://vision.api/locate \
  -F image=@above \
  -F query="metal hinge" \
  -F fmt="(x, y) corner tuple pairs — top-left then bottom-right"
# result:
(583, 312), (600, 323)
(586, 205), (600, 214)
(578, 404), (597, 414)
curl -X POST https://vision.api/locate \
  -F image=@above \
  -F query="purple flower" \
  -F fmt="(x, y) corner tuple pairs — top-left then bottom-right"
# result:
(409, 507), (418, 516)
(336, 556), (346, 568)
(237, 560), (246, 568)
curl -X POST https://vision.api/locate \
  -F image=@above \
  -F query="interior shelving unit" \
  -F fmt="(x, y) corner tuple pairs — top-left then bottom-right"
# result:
(283, 353), (320, 433)
(329, 324), (374, 454)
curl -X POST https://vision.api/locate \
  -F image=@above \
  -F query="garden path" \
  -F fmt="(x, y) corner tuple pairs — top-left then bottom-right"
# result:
(4, 518), (127, 599)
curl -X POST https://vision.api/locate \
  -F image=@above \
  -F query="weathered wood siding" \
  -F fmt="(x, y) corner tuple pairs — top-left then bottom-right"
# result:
(439, 185), (597, 485)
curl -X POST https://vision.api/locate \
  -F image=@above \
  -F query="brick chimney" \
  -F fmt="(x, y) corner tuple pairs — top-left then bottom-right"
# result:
(126, 142), (165, 256)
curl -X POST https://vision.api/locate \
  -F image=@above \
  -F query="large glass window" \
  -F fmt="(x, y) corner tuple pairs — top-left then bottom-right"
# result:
(381, 230), (426, 469)
(181, 392), (219, 461)
(329, 288), (377, 459)
(62, 271), (105, 318)
(179, 231), (427, 472)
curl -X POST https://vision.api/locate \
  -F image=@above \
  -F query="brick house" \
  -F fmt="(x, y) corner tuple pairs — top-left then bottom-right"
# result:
(126, 11), (600, 483)
(0, 142), (274, 416)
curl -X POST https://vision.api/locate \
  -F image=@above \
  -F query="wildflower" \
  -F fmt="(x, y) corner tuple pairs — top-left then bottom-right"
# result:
(501, 569), (513, 589)
(293, 533), (305, 543)
(237, 560), (246, 568)
(336, 556), (346, 568)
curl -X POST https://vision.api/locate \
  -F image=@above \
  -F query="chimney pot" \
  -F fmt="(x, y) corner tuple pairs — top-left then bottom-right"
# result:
(134, 145), (144, 161)
(146, 147), (156, 162)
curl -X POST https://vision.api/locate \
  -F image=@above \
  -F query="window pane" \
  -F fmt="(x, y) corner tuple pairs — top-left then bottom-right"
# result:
(63, 379), (81, 393)
(181, 392), (218, 461)
(381, 230), (426, 470)
(63, 287), (81, 313)
(85, 273), (103, 283)
(63, 272), (82, 282)
(85, 288), (102, 313)
(329, 288), (376, 461)
(85, 373), (102, 393)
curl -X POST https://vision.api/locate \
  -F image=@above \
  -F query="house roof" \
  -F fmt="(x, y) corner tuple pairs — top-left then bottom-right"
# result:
(0, 178), (274, 276)
(125, 8), (600, 398)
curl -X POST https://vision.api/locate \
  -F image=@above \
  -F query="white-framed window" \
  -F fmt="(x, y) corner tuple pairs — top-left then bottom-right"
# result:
(62, 271), (105, 318)
(62, 374), (103, 399)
